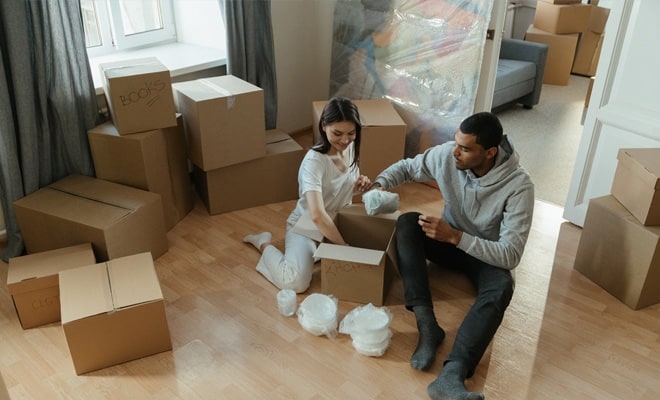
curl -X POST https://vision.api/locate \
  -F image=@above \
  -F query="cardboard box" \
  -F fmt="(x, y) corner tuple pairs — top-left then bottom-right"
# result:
(88, 114), (193, 230)
(589, 5), (610, 34)
(13, 174), (168, 262)
(572, 30), (604, 77)
(295, 205), (399, 305)
(312, 99), (406, 181)
(172, 75), (266, 171)
(611, 148), (660, 225)
(7, 244), (96, 329)
(525, 25), (578, 86)
(573, 195), (660, 309)
(533, 2), (592, 34)
(99, 57), (177, 135)
(192, 129), (304, 215)
(59, 252), (172, 375)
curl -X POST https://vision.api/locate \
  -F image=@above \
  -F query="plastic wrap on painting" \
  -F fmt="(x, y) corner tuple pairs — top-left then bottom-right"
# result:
(330, 0), (493, 157)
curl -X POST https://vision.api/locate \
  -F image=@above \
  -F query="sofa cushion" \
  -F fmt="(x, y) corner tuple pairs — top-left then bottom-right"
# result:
(495, 59), (536, 91)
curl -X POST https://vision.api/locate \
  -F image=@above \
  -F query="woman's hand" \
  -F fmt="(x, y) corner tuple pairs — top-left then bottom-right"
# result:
(354, 175), (371, 193)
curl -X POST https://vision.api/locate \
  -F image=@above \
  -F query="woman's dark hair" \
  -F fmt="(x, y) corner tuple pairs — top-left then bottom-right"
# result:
(312, 97), (361, 168)
(459, 111), (503, 150)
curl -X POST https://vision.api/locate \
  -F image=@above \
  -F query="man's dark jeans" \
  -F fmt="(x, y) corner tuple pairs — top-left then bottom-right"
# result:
(396, 211), (514, 377)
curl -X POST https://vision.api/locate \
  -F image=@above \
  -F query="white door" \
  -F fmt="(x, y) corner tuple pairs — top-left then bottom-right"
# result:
(563, 0), (660, 226)
(473, 0), (507, 112)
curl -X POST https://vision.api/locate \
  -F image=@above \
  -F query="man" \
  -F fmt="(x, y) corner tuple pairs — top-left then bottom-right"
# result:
(371, 112), (534, 400)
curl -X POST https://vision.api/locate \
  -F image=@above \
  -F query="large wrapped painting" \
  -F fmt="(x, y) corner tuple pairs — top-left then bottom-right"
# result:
(330, 0), (493, 157)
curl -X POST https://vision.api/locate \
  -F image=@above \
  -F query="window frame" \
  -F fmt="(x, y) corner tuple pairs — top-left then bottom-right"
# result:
(83, 0), (177, 58)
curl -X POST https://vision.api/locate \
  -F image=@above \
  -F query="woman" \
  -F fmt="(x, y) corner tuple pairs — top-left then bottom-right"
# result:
(243, 97), (371, 293)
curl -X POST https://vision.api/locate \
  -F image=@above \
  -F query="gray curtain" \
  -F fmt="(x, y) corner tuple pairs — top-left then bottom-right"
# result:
(0, 1), (99, 261)
(221, 0), (278, 130)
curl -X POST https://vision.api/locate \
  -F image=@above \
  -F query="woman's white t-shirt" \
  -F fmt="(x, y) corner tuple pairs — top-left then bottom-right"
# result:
(287, 143), (359, 226)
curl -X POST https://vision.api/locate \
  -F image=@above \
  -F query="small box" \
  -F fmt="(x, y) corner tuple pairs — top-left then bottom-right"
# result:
(99, 57), (177, 135)
(59, 252), (172, 375)
(172, 75), (266, 171)
(7, 244), (96, 329)
(525, 25), (578, 86)
(13, 174), (168, 261)
(294, 205), (399, 305)
(611, 148), (660, 225)
(312, 99), (406, 181)
(88, 114), (193, 230)
(574, 195), (660, 310)
(192, 129), (304, 215)
(533, 2), (592, 34)
(572, 30), (604, 77)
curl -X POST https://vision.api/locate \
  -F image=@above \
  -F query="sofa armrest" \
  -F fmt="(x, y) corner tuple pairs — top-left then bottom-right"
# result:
(499, 38), (549, 107)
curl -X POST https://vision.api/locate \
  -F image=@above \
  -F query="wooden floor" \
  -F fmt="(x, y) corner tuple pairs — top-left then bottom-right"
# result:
(1, 182), (659, 399)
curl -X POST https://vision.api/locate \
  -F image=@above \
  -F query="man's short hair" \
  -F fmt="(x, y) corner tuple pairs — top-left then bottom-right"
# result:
(459, 112), (503, 150)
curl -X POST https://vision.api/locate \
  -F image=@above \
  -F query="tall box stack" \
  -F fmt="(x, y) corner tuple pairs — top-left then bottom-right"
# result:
(311, 99), (407, 182)
(525, 1), (591, 85)
(572, 5), (610, 77)
(574, 148), (660, 309)
(93, 57), (190, 231)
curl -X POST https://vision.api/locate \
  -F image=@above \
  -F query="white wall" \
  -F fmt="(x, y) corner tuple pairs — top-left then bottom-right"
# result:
(271, 0), (335, 133)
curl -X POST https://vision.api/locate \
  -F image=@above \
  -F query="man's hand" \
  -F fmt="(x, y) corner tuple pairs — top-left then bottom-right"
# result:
(418, 215), (463, 246)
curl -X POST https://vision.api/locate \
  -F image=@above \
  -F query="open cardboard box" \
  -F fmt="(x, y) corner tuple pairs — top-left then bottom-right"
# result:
(59, 252), (172, 375)
(294, 204), (399, 305)
(7, 244), (96, 329)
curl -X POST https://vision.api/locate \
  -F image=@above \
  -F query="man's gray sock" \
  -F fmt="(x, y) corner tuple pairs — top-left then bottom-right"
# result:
(411, 305), (445, 370)
(427, 361), (484, 400)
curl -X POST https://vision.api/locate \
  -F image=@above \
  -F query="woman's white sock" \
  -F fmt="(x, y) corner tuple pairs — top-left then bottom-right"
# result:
(243, 232), (272, 251)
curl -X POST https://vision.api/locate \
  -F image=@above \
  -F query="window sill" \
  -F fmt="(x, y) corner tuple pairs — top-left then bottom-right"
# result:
(89, 42), (227, 96)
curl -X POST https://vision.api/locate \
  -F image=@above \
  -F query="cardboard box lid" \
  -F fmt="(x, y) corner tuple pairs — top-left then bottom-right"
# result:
(173, 75), (262, 102)
(266, 129), (293, 145)
(99, 57), (167, 79)
(7, 243), (96, 295)
(617, 148), (660, 190)
(60, 252), (163, 324)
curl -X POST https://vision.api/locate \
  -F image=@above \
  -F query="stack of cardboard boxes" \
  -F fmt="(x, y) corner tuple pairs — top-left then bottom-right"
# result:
(172, 75), (305, 215)
(524, 0), (610, 85)
(574, 148), (660, 310)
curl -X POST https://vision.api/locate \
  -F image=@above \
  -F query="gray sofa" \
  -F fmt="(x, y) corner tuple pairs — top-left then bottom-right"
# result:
(492, 38), (549, 112)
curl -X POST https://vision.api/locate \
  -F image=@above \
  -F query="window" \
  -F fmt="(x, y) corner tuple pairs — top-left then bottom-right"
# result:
(81, 0), (176, 57)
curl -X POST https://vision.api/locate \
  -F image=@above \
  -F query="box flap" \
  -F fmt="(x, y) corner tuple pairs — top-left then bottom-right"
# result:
(59, 262), (114, 324)
(314, 243), (384, 266)
(107, 252), (163, 309)
(618, 148), (660, 189)
(49, 174), (159, 211)
(7, 244), (95, 294)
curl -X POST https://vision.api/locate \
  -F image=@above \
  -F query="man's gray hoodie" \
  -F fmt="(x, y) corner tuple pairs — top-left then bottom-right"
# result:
(374, 135), (534, 270)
